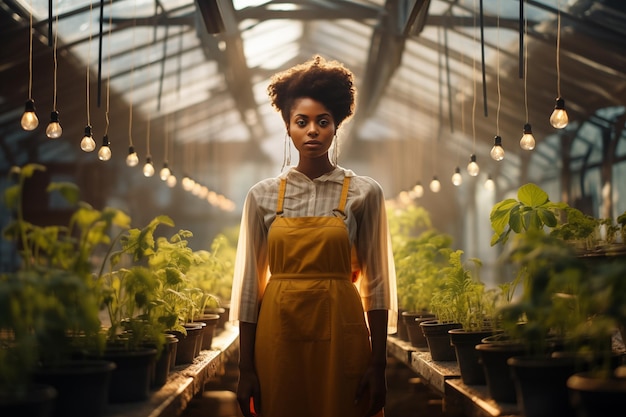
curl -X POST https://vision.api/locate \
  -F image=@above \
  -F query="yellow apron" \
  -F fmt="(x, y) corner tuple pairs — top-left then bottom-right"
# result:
(254, 176), (373, 417)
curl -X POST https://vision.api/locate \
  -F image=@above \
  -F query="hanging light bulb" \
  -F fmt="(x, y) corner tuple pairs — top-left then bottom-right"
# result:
(550, 97), (569, 129)
(484, 174), (495, 191)
(143, 155), (154, 178)
(126, 146), (139, 167)
(429, 176), (441, 193)
(412, 182), (424, 199)
(21, 99), (39, 130)
(80, 125), (96, 152)
(166, 172), (177, 188)
(182, 174), (195, 191)
(451, 167), (463, 186)
(45, 111), (62, 138)
(159, 163), (171, 181)
(520, 123), (536, 151)
(467, 154), (480, 177)
(97, 135), (112, 161)
(490, 136), (505, 161)
(143, 156), (155, 177)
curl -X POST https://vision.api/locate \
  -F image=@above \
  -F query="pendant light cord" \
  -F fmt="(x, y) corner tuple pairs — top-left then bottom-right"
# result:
(52, 1), (58, 111)
(164, 115), (169, 163)
(28, 0), (34, 100)
(104, 0), (112, 135)
(523, 7), (529, 124)
(556, 0), (562, 98)
(128, 0), (137, 147)
(471, 0), (477, 154)
(86, 1), (93, 126)
(496, 0), (501, 136)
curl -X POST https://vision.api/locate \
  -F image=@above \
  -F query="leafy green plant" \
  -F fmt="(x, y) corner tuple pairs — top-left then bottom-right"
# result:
(616, 211), (626, 244)
(394, 229), (452, 312)
(431, 250), (504, 331)
(550, 207), (599, 250)
(497, 230), (590, 356)
(186, 232), (237, 305)
(0, 164), (129, 393)
(387, 204), (454, 313)
(490, 183), (568, 247)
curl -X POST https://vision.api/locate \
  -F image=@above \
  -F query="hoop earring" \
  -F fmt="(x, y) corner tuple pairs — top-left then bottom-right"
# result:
(332, 134), (339, 166)
(281, 132), (292, 172)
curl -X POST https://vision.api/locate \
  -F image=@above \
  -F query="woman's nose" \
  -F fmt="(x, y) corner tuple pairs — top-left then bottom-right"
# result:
(307, 123), (318, 136)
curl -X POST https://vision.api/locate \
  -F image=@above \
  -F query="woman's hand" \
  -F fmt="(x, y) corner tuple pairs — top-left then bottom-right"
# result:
(237, 368), (261, 417)
(355, 362), (387, 416)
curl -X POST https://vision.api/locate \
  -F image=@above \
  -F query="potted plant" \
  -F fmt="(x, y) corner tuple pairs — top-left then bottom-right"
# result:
(187, 231), (237, 330)
(431, 250), (506, 384)
(1, 164), (120, 417)
(497, 230), (606, 417)
(566, 255), (626, 417)
(388, 204), (454, 345)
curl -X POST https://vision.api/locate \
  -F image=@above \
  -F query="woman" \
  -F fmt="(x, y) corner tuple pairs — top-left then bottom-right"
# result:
(229, 55), (397, 417)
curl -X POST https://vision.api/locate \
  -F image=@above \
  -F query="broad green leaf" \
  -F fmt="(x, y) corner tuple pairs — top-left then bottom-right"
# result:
(537, 208), (557, 228)
(3, 185), (21, 210)
(47, 182), (80, 205)
(20, 163), (46, 179)
(517, 183), (549, 207)
(509, 205), (523, 233)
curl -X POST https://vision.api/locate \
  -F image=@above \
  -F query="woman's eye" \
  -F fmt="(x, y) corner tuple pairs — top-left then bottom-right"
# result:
(296, 119), (306, 127)
(319, 119), (329, 127)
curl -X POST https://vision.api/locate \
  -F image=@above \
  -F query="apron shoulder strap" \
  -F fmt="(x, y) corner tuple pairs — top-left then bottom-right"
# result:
(276, 178), (287, 215)
(335, 176), (351, 216)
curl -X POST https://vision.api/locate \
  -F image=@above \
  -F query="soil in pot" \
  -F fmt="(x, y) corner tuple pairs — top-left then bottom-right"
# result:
(449, 328), (502, 385)
(31, 359), (115, 417)
(508, 355), (580, 417)
(419, 320), (462, 361)
(475, 336), (527, 404)
(0, 383), (57, 417)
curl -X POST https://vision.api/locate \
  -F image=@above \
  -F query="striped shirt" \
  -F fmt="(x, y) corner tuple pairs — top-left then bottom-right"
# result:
(229, 166), (398, 332)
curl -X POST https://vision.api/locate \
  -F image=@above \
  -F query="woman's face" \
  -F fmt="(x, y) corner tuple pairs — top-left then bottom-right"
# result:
(287, 97), (336, 160)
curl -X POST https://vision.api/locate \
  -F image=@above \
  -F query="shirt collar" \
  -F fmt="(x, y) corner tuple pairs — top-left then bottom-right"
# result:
(282, 166), (355, 183)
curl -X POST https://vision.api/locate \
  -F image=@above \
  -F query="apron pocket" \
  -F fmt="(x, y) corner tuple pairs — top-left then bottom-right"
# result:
(280, 289), (330, 341)
(342, 323), (370, 376)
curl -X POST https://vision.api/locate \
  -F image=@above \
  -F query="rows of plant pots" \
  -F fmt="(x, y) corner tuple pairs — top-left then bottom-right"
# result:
(391, 183), (626, 417)
(0, 164), (235, 417)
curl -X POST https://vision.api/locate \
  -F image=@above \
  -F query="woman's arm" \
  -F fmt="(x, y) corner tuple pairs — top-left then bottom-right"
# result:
(356, 309), (389, 416)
